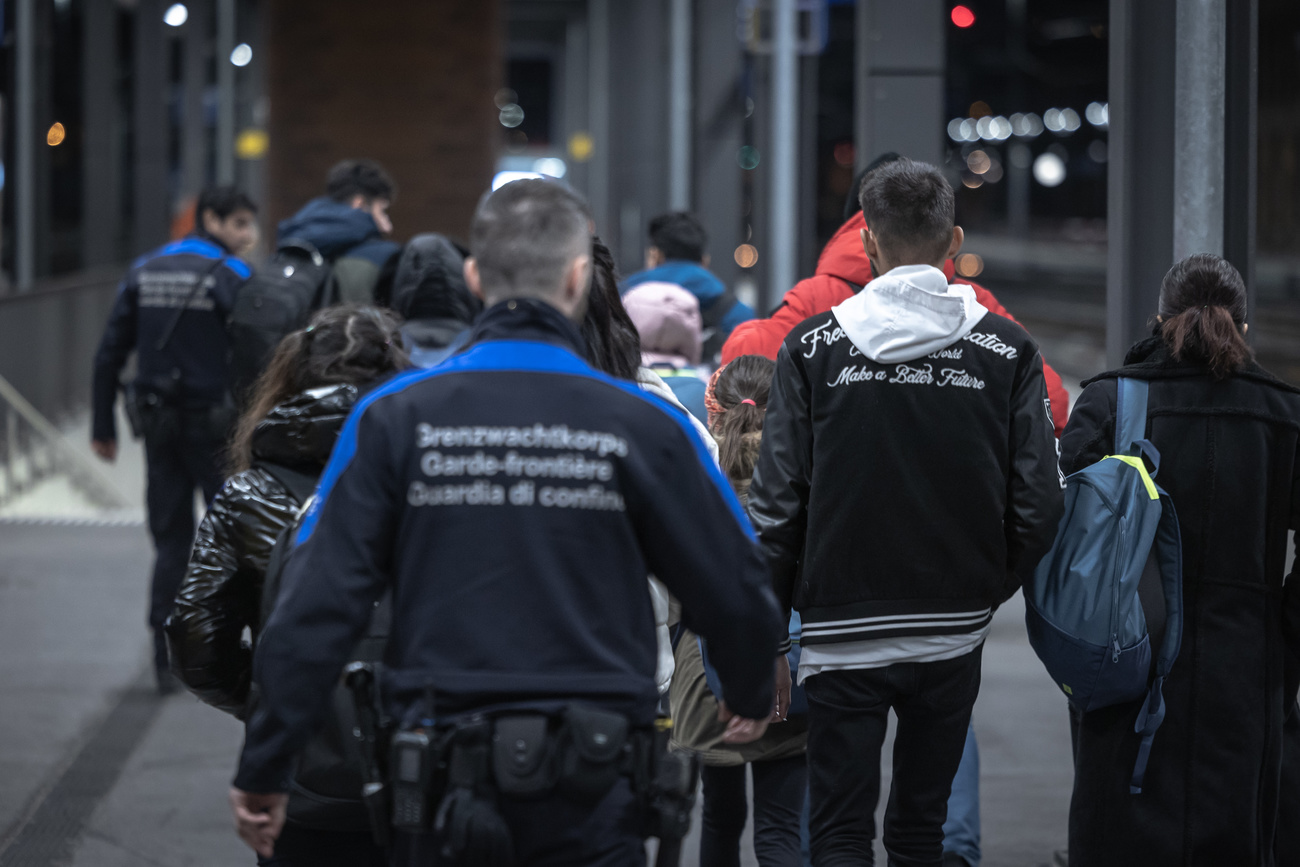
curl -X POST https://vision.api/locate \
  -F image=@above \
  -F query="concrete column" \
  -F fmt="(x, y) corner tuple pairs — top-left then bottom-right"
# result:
(587, 0), (611, 237)
(82, 0), (120, 267)
(1172, 0), (1226, 260)
(667, 0), (692, 211)
(854, 0), (945, 171)
(181, 0), (212, 201)
(216, 0), (236, 184)
(692, 0), (744, 294)
(1106, 0), (1256, 365)
(15, 0), (35, 289)
(769, 0), (798, 308)
(133, 0), (171, 254)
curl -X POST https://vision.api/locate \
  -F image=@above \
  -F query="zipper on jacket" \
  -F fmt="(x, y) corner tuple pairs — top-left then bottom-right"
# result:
(1109, 520), (1126, 664)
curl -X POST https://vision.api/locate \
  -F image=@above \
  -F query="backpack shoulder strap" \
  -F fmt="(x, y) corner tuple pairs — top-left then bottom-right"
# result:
(700, 290), (739, 329)
(1129, 488), (1184, 793)
(1115, 377), (1150, 454)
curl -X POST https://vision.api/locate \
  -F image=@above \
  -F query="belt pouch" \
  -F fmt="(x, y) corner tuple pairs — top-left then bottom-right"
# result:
(557, 705), (629, 802)
(491, 715), (556, 798)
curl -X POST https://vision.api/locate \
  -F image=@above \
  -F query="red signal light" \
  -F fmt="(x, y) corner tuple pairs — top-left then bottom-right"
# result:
(951, 5), (976, 28)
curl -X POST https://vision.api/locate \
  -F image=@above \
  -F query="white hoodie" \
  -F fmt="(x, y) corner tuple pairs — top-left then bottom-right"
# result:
(831, 264), (988, 363)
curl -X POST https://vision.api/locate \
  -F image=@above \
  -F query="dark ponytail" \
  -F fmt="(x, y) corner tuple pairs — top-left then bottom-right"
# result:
(228, 305), (409, 473)
(1157, 253), (1251, 380)
(707, 355), (776, 486)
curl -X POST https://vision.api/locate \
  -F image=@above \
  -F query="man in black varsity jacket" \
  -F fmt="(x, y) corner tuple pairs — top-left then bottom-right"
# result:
(748, 159), (1064, 866)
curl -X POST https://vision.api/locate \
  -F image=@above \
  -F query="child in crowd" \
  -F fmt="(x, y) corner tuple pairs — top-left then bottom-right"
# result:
(671, 354), (807, 867)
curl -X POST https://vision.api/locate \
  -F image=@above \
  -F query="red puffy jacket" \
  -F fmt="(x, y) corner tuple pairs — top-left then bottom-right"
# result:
(721, 212), (1070, 437)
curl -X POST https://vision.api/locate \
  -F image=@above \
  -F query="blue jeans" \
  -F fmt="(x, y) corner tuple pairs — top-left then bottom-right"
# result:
(800, 719), (982, 866)
(940, 722), (981, 866)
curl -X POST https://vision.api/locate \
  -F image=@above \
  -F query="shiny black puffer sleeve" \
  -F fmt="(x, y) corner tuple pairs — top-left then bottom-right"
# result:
(165, 469), (299, 717)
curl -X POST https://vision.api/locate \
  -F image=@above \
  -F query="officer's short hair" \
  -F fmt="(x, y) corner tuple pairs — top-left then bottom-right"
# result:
(326, 159), (397, 203)
(470, 180), (592, 302)
(858, 159), (955, 263)
(647, 212), (707, 262)
(197, 185), (257, 221)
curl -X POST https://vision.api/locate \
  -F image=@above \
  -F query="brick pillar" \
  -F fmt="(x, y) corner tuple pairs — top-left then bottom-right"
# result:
(263, 0), (500, 241)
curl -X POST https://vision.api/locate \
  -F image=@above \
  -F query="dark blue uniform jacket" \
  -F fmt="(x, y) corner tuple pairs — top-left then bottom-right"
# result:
(91, 235), (251, 441)
(234, 299), (783, 793)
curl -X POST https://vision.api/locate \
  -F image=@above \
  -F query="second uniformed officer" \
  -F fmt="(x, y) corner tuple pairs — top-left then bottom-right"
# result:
(229, 179), (784, 865)
(91, 184), (257, 693)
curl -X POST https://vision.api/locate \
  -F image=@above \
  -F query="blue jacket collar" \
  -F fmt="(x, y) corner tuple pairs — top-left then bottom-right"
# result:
(277, 197), (381, 259)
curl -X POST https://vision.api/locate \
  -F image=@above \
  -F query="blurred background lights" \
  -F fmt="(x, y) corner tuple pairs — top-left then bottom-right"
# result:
(1043, 108), (1064, 132)
(1009, 143), (1033, 169)
(738, 145), (761, 170)
(533, 157), (567, 179)
(833, 142), (855, 168)
(966, 150), (992, 174)
(492, 171), (544, 191)
(1088, 140), (1108, 163)
(1060, 108), (1082, 132)
(962, 175), (983, 189)
(955, 253), (984, 278)
(46, 122), (66, 146)
(1085, 101), (1110, 127)
(975, 116), (994, 140)
(568, 132), (594, 162)
(235, 128), (268, 160)
(163, 3), (188, 26)
(990, 116), (1012, 140)
(230, 43), (253, 66)
(1033, 152), (1067, 187)
(498, 103), (525, 128)
(950, 5), (976, 28)
(734, 244), (759, 269)
(495, 89), (519, 109)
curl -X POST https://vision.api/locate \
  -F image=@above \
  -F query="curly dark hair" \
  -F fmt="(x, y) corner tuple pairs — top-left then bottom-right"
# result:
(228, 305), (408, 472)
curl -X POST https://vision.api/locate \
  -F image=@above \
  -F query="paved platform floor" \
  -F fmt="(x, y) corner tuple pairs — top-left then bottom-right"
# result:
(0, 523), (1074, 867)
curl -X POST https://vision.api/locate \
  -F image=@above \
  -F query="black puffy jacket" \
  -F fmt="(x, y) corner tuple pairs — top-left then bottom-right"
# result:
(166, 385), (358, 716)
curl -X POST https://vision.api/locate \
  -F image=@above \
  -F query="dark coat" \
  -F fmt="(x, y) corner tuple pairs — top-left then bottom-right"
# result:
(165, 384), (357, 716)
(1061, 337), (1300, 867)
(277, 198), (400, 304)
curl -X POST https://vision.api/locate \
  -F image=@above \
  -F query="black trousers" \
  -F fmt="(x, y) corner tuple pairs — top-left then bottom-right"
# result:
(258, 821), (386, 867)
(700, 755), (806, 867)
(143, 409), (224, 656)
(391, 779), (645, 867)
(805, 648), (982, 867)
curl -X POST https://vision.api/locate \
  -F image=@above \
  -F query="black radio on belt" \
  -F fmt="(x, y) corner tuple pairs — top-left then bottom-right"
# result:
(390, 730), (434, 830)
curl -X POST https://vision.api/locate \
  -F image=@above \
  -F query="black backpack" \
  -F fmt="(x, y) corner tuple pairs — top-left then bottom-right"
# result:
(229, 240), (336, 403)
(256, 462), (392, 832)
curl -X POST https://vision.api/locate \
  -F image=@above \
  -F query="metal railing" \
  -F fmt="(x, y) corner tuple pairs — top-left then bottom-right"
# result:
(0, 373), (128, 510)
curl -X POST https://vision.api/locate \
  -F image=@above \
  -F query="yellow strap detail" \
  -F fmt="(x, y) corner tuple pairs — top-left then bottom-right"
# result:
(1104, 455), (1159, 500)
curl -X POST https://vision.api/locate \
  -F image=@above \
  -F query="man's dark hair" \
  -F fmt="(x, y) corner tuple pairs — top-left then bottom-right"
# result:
(858, 159), (955, 263)
(647, 212), (707, 262)
(843, 151), (903, 221)
(196, 185), (256, 221)
(470, 179), (592, 303)
(325, 159), (397, 203)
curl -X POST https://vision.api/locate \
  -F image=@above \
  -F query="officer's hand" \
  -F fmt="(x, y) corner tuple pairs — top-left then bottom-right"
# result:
(716, 702), (770, 744)
(91, 439), (117, 463)
(772, 655), (792, 722)
(229, 787), (287, 857)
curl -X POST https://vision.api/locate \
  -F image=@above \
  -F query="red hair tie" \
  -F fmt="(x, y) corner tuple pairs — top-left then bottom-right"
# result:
(741, 399), (757, 406)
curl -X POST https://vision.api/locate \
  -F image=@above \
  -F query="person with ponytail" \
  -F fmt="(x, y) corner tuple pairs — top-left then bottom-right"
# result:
(1061, 253), (1300, 865)
(166, 305), (407, 867)
(670, 355), (808, 867)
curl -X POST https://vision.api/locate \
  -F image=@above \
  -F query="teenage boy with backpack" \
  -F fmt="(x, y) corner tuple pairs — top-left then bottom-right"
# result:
(748, 159), (1064, 866)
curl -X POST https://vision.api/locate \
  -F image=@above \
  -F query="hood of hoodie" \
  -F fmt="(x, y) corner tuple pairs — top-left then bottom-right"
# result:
(815, 212), (958, 285)
(250, 383), (359, 470)
(623, 281), (703, 367)
(831, 264), (988, 364)
(623, 261), (726, 308)
(390, 233), (482, 324)
(277, 198), (382, 260)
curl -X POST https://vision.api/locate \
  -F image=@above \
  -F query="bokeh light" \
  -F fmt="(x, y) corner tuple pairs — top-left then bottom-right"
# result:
(734, 244), (759, 269)
(955, 253), (984, 278)
(966, 150), (992, 175)
(499, 104), (525, 128)
(230, 43), (253, 66)
(833, 142), (855, 168)
(951, 6), (976, 28)
(164, 3), (188, 27)
(738, 146), (761, 170)
(46, 123), (66, 146)
(1033, 152), (1067, 187)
